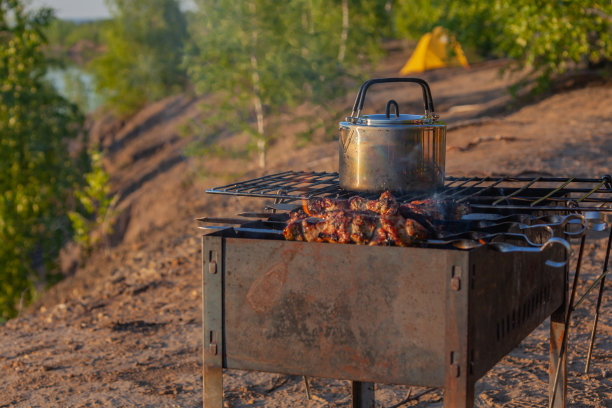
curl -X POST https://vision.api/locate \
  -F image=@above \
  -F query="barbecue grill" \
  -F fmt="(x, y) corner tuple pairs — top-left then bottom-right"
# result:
(199, 171), (611, 408)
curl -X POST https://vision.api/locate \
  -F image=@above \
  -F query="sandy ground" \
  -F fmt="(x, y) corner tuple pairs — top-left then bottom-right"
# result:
(0, 54), (610, 407)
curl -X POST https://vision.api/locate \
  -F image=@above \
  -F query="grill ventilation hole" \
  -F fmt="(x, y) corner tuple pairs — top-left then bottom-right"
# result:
(496, 284), (551, 342)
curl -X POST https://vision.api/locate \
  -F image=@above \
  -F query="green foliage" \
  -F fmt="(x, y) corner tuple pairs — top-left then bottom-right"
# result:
(492, 1), (612, 90)
(89, 0), (188, 116)
(68, 149), (116, 256)
(45, 18), (109, 50)
(393, 0), (612, 89)
(184, 0), (389, 167)
(392, 0), (445, 40)
(0, 0), (111, 319)
(44, 18), (110, 66)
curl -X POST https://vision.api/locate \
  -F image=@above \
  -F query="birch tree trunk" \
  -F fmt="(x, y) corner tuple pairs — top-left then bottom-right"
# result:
(251, 56), (266, 169)
(338, 0), (349, 64)
(250, 3), (266, 169)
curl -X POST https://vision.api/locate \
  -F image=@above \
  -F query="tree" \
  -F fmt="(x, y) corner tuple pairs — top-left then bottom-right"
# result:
(0, 0), (108, 319)
(393, 0), (612, 90)
(491, 0), (612, 89)
(90, 0), (188, 116)
(185, 0), (389, 168)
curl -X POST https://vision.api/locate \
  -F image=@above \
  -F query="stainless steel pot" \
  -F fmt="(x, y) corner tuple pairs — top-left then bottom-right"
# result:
(339, 78), (446, 193)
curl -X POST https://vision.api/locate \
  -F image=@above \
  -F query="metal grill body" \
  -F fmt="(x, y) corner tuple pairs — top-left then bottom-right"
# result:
(201, 171), (612, 408)
(202, 232), (568, 408)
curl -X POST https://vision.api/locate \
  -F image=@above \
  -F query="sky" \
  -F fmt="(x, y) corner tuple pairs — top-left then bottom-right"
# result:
(30, 0), (195, 20)
(31, 0), (111, 20)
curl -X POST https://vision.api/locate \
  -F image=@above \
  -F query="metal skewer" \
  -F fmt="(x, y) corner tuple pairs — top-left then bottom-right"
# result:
(303, 376), (312, 400)
(549, 234), (586, 408)
(584, 225), (611, 373)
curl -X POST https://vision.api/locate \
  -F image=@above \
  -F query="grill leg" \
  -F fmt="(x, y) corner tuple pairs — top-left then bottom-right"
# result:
(549, 309), (567, 408)
(203, 236), (224, 408)
(443, 376), (474, 408)
(444, 262), (473, 408)
(203, 366), (223, 408)
(352, 381), (375, 408)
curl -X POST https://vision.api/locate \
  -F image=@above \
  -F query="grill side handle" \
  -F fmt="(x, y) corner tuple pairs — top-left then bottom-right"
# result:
(488, 237), (571, 268)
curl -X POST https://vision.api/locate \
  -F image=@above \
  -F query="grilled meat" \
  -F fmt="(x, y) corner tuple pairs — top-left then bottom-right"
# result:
(404, 218), (430, 241)
(284, 191), (468, 246)
(348, 196), (368, 212)
(301, 217), (327, 242)
(283, 219), (304, 241)
(349, 213), (377, 244)
(367, 190), (399, 215)
(305, 197), (348, 215)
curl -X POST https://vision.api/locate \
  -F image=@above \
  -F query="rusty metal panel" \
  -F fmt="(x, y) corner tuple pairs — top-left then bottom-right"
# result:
(221, 238), (463, 386)
(444, 257), (475, 408)
(202, 236), (224, 408)
(468, 246), (566, 380)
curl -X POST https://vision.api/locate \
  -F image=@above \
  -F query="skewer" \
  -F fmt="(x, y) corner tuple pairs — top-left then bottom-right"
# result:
(549, 234), (586, 408)
(237, 212), (278, 218)
(197, 226), (283, 235)
(584, 226), (612, 373)
(303, 376), (311, 400)
(196, 216), (286, 226)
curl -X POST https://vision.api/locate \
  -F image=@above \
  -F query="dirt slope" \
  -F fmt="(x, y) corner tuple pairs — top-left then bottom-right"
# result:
(0, 54), (610, 407)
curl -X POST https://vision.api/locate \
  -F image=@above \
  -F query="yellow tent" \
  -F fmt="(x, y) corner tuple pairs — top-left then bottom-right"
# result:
(400, 26), (469, 75)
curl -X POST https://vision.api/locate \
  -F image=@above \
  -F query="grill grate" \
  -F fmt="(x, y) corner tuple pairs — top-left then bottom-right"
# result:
(206, 171), (612, 213)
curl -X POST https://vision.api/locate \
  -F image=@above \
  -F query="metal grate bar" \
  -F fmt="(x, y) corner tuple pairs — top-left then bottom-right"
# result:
(530, 177), (575, 207)
(470, 204), (611, 212)
(206, 171), (612, 212)
(492, 176), (541, 205)
(576, 178), (609, 203)
(456, 177), (507, 203)
(446, 176), (605, 183)
(445, 177), (491, 198)
(396, 177), (485, 202)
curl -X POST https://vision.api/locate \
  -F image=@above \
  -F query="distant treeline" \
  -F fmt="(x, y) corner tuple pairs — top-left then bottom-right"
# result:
(45, 0), (612, 116)
(45, 18), (110, 61)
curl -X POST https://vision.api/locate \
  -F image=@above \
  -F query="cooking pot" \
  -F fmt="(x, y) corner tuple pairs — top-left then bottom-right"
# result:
(339, 78), (446, 193)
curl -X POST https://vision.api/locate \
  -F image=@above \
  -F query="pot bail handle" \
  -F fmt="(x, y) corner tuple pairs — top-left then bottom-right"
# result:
(385, 99), (400, 119)
(350, 77), (435, 120)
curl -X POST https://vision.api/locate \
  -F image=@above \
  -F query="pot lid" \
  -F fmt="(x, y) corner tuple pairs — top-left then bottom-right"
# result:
(356, 113), (429, 125)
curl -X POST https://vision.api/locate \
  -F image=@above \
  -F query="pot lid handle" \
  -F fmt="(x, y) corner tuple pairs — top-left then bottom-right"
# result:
(385, 99), (400, 118)
(349, 77), (436, 121)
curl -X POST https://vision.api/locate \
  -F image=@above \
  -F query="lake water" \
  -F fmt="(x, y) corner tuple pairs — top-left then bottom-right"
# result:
(45, 67), (104, 112)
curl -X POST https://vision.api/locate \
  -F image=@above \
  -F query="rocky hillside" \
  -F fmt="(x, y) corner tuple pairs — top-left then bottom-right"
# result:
(0, 54), (610, 407)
